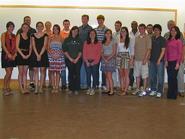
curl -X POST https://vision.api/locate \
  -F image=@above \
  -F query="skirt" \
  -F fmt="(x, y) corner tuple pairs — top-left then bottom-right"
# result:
(116, 52), (130, 69)
(101, 56), (116, 72)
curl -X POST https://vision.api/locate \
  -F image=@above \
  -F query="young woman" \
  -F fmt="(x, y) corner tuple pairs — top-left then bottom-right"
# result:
(48, 24), (65, 93)
(1, 21), (17, 96)
(30, 22), (49, 94)
(101, 29), (117, 95)
(16, 23), (32, 94)
(83, 29), (102, 95)
(165, 26), (183, 99)
(116, 27), (134, 95)
(62, 26), (82, 95)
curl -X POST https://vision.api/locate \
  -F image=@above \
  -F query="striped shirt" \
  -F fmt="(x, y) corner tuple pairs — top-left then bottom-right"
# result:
(95, 26), (108, 42)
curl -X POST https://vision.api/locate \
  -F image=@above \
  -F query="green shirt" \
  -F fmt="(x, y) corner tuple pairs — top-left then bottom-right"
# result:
(62, 37), (83, 59)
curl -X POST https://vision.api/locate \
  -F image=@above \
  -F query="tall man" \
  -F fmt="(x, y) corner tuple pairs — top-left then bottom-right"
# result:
(95, 15), (108, 90)
(79, 14), (92, 90)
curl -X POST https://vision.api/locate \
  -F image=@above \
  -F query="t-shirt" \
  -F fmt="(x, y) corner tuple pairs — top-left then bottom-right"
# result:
(60, 29), (70, 42)
(62, 37), (83, 59)
(95, 26), (108, 42)
(150, 36), (166, 62)
(134, 34), (152, 61)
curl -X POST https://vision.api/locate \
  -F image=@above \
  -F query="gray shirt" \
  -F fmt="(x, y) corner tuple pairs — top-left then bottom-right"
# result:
(79, 24), (92, 44)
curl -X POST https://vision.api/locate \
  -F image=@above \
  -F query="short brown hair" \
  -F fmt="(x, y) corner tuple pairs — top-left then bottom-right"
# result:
(115, 20), (122, 26)
(82, 14), (89, 20)
(97, 15), (105, 21)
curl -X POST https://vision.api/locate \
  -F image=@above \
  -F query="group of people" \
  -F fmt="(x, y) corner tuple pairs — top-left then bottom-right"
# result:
(1, 14), (185, 99)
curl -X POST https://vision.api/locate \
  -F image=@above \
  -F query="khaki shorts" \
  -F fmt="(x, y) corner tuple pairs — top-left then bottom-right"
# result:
(134, 61), (148, 79)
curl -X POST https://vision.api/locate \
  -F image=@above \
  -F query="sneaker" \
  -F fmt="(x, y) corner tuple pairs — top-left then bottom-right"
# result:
(156, 92), (162, 98)
(128, 86), (132, 91)
(90, 89), (95, 96)
(132, 88), (140, 95)
(138, 90), (147, 97)
(86, 89), (91, 95)
(61, 85), (67, 90)
(29, 82), (35, 91)
(74, 91), (79, 95)
(149, 91), (157, 96)
(102, 86), (107, 91)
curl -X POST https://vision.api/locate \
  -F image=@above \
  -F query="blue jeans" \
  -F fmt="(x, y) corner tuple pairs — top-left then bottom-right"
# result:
(85, 63), (99, 89)
(80, 62), (87, 88)
(61, 69), (66, 86)
(149, 61), (164, 94)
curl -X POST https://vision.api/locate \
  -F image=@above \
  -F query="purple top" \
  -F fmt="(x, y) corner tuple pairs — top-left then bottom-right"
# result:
(165, 38), (183, 64)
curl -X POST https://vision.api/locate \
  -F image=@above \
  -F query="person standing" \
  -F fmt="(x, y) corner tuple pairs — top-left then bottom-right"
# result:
(101, 29), (117, 95)
(164, 20), (185, 97)
(48, 24), (65, 93)
(83, 29), (102, 95)
(79, 14), (92, 90)
(165, 26), (183, 99)
(116, 27), (134, 95)
(16, 23), (32, 94)
(95, 15), (108, 90)
(1, 21), (17, 96)
(30, 22), (49, 94)
(62, 26), (83, 95)
(44, 21), (53, 88)
(112, 20), (122, 89)
(149, 24), (166, 98)
(133, 24), (151, 96)
(60, 19), (70, 90)
(129, 21), (139, 91)
(17, 16), (36, 91)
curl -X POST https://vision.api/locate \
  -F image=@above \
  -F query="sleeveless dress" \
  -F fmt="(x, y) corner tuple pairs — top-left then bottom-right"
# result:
(48, 41), (65, 72)
(30, 33), (49, 67)
(1, 32), (16, 68)
(101, 41), (116, 72)
(16, 34), (30, 65)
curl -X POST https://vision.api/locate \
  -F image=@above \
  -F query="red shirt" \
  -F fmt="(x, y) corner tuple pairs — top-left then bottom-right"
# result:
(83, 41), (102, 65)
(165, 38), (183, 64)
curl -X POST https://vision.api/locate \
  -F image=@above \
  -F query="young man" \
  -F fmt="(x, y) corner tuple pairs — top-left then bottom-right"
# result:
(79, 15), (92, 90)
(164, 20), (185, 97)
(60, 19), (70, 89)
(149, 24), (166, 98)
(133, 24), (151, 96)
(17, 16), (36, 91)
(95, 15), (108, 90)
(129, 21), (139, 91)
(146, 24), (154, 37)
(112, 20), (122, 88)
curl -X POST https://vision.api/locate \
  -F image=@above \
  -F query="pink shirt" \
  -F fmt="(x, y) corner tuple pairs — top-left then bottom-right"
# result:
(165, 39), (183, 64)
(83, 41), (102, 65)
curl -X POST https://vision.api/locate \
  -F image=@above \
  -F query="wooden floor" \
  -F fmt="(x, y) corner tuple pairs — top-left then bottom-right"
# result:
(1, 80), (185, 139)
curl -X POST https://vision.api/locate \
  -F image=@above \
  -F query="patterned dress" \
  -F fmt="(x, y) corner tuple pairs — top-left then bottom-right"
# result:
(48, 41), (65, 72)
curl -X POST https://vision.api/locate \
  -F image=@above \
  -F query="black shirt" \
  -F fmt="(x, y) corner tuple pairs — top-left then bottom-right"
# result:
(150, 36), (166, 62)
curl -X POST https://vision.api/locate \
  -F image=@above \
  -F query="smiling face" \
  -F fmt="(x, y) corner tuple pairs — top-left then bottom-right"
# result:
(139, 26), (146, 35)
(82, 16), (89, 25)
(153, 28), (161, 37)
(45, 21), (52, 31)
(24, 17), (31, 26)
(72, 28), (79, 38)
(115, 23), (122, 32)
(120, 28), (128, 38)
(147, 25), (153, 34)
(22, 24), (29, 33)
(63, 21), (70, 30)
(89, 30), (96, 40)
(105, 30), (112, 40)
(36, 22), (44, 32)
(170, 27), (177, 38)
(7, 24), (14, 33)
(53, 26), (59, 35)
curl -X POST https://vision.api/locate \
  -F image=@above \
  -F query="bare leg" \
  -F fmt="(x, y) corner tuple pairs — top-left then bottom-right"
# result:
(34, 68), (39, 93)
(18, 66), (24, 93)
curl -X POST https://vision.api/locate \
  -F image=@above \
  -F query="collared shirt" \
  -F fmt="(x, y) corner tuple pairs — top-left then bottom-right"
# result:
(95, 25), (108, 42)
(150, 36), (166, 62)
(62, 37), (83, 59)
(79, 24), (92, 44)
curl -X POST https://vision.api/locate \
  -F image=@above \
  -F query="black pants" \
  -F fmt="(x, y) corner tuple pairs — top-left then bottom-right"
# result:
(129, 68), (134, 87)
(66, 59), (82, 91)
(167, 61), (179, 99)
